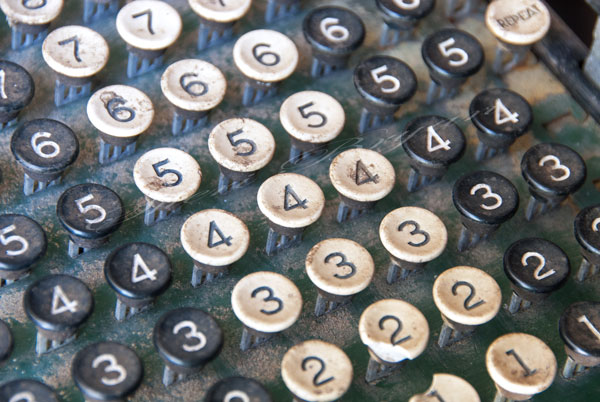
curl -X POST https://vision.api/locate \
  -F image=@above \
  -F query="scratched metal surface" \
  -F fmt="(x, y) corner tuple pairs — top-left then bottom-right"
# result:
(0, 0), (599, 401)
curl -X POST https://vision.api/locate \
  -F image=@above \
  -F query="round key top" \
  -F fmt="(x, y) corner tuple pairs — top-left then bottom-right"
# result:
(281, 339), (353, 402)
(280, 90), (345, 145)
(379, 206), (448, 264)
(354, 55), (417, 109)
(42, 25), (109, 78)
(0, 0), (63, 26)
(134, 148), (202, 204)
(0, 214), (46, 274)
(560, 301), (600, 362)
(161, 59), (226, 113)
(57, 183), (124, 240)
(402, 115), (466, 176)
(504, 238), (570, 295)
(154, 307), (223, 370)
(208, 118), (275, 174)
(306, 238), (374, 296)
(433, 266), (502, 326)
(72, 341), (143, 401)
(233, 29), (299, 83)
(470, 88), (532, 145)
(181, 209), (250, 268)
(376, 0), (435, 23)
(0, 380), (59, 402)
(453, 171), (519, 226)
(116, 0), (182, 51)
(521, 143), (587, 198)
(257, 173), (325, 229)
(87, 85), (154, 140)
(205, 377), (272, 402)
(11, 118), (79, 178)
(575, 205), (600, 260)
(231, 271), (302, 334)
(329, 148), (395, 204)
(485, 0), (550, 46)
(189, 0), (251, 23)
(359, 299), (429, 363)
(0, 60), (35, 122)
(422, 28), (484, 80)
(574, 205), (600, 281)
(409, 373), (480, 402)
(486, 333), (556, 399)
(24, 274), (94, 333)
(105, 242), (172, 301)
(303, 6), (365, 59)
(0, 319), (13, 364)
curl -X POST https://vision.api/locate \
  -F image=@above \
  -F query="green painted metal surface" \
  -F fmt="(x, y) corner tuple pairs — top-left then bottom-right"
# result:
(0, 0), (599, 400)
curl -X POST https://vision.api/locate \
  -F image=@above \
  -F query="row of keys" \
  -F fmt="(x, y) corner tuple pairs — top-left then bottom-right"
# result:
(2, 280), (599, 401)
(1, 158), (596, 283)
(0, 1), (549, 121)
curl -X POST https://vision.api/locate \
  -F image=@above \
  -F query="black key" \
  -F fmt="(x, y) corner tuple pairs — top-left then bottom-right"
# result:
(0, 60), (35, 130)
(402, 115), (466, 192)
(504, 238), (570, 314)
(470, 88), (532, 161)
(24, 274), (94, 354)
(422, 28), (484, 103)
(105, 242), (172, 321)
(0, 214), (47, 287)
(57, 183), (125, 258)
(303, 6), (365, 77)
(0, 379), (59, 402)
(559, 301), (600, 378)
(376, 0), (435, 46)
(205, 377), (272, 402)
(521, 143), (587, 220)
(574, 205), (600, 281)
(154, 307), (223, 386)
(0, 319), (13, 364)
(11, 118), (79, 195)
(354, 55), (416, 133)
(72, 341), (143, 401)
(453, 170), (519, 251)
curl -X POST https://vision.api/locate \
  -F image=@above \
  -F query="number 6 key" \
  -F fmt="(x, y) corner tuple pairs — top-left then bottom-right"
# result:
(303, 6), (365, 77)
(359, 299), (429, 383)
(11, 118), (79, 196)
(161, 59), (227, 136)
(233, 29), (298, 106)
(87, 85), (154, 165)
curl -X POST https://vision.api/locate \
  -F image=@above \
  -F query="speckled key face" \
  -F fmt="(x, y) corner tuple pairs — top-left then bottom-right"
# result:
(0, 1), (599, 401)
